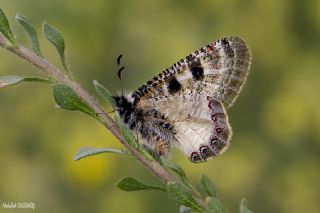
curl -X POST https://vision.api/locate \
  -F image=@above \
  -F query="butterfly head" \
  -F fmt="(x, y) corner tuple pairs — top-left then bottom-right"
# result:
(113, 95), (134, 117)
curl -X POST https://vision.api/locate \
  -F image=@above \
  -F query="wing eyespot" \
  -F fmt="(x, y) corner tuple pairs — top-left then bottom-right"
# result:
(215, 128), (224, 135)
(190, 152), (202, 162)
(199, 145), (212, 158)
(211, 113), (218, 122)
(210, 137), (220, 146)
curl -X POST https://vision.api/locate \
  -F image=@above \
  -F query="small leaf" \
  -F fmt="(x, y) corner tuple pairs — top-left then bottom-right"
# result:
(15, 13), (42, 57)
(200, 175), (216, 197)
(116, 177), (165, 192)
(0, 8), (16, 45)
(161, 157), (188, 183)
(161, 158), (198, 195)
(115, 114), (139, 149)
(239, 199), (253, 213)
(43, 21), (69, 72)
(93, 80), (115, 108)
(167, 182), (202, 212)
(73, 146), (128, 161)
(207, 197), (226, 213)
(0, 75), (52, 88)
(52, 83), (97, 118)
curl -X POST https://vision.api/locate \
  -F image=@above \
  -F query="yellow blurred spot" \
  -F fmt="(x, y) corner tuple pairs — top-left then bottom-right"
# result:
(262, 64), (320, 141)
(65, 149), (113, 188)
(267, 159), (320, 213)
(63, 122), (121, 189)
(263, 91), (307, 140)
(99, 190), (144, 213)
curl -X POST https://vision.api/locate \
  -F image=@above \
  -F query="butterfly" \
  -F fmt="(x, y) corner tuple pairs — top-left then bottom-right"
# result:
(114, 36), (251, 163)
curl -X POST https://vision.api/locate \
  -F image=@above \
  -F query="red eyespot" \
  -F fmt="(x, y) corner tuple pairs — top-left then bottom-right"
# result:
(190, 152), (201, 162)
(211, 113), (218, 122)
(199, 145), (212, 158)
(215, 128), (223, 135)
(210, 137), (220, 146)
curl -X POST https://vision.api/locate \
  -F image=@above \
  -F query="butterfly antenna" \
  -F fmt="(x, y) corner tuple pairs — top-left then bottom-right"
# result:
(117, 54), (125, 96)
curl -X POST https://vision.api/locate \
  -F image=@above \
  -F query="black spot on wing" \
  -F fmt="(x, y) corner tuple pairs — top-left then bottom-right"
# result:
(190, 66), (204, 80)
(167, 77), (182, 94)
(187, 58), (204, 81)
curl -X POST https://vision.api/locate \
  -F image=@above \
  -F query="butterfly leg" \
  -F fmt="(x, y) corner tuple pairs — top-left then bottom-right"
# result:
(141, 135), (171, 160)
(137, 133), (170, 160)
(154, 138), (171, 157)
(139, 124), (173, 159)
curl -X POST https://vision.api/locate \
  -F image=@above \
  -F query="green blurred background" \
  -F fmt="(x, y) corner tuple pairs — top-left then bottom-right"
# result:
(1, 0), (319, 212)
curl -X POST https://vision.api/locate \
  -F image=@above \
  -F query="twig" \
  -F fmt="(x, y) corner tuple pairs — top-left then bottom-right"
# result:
(0, 33), (175, 182)
(0, 34), (207, 209)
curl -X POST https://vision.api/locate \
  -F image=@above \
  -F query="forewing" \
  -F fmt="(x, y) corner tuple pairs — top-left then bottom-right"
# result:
(132, 36), (251, 109)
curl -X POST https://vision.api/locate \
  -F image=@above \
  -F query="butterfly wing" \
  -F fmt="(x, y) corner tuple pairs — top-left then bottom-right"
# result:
(132, 36), (251, 109)
(125, 36), (251, 162)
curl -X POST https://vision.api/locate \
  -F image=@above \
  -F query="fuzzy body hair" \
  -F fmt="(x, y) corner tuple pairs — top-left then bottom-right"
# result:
(114, 95), (175, 157)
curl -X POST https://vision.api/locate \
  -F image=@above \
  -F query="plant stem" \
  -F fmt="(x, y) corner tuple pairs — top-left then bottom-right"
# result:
(0, 34), (207, 210)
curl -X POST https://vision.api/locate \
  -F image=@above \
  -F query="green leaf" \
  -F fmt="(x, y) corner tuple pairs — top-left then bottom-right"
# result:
(160, 157), (188, 183)
(239, 199), (253, 213)
(52, 83), (97, 118)
(115, 114), (153, 161)
(43, 21), (69, 72)
(200, 175), (216, 197)
(167, 182), (202, 212)
(116, 177), (165, 192)
(73, 146), (128, 161)
(161, 158), (199, 197)
(207, 197), (226, 213)
(0, 75), (52, 88)
(15, 13), (42, 57)
(0, 8), (16, 45)
(93, 80), (115, 108)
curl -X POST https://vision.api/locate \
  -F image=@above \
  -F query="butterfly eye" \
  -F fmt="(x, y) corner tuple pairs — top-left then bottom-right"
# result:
(190, 152), (202, 163)
(199, 145), (212, 158)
